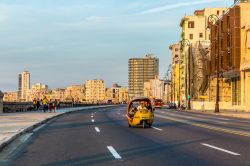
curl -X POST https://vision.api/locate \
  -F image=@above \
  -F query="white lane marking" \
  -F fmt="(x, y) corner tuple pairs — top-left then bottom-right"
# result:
(201, 143), (240, 156)
(92, 119), (95, 122)
(33, 124), (46, 132)
(95, 127), (100, 132)
(107, 146), (122, 159)
(91, 115), (94, 118)
(152, 127), (163, 131)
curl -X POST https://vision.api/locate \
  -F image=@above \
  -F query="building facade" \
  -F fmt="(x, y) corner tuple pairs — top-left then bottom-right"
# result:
(128, 55), (159, 98)
(179, 8), (227, 107)
(208, 2), (250, 111)
(18, 71), (31, 101)
(169, 42), (181, 105)
(143, 76), (164, 100)
(85, 79), (105, 103)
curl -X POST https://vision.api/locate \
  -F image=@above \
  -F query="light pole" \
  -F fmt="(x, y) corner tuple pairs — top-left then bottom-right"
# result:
(181, 39), (191, 110)
(208, 14), (220, 113)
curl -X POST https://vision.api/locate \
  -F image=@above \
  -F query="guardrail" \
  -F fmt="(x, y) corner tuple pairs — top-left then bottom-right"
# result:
(3, 102), (112, 113)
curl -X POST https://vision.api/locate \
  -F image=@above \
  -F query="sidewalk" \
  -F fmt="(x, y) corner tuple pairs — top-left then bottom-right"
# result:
(0, 105), (114, 150)
(186, 109), (250, 119)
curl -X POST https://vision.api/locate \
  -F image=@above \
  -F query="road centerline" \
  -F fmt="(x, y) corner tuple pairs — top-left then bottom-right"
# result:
(201, 143), (240, 156)
(107, 146), (122, 159)
(91, 119), (95, 122)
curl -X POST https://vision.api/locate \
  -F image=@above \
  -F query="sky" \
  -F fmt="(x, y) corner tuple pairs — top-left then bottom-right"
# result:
(0, 0), (233, 92)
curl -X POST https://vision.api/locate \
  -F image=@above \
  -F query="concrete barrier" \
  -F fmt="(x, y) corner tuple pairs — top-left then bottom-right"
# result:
(0, 91), (3, 113)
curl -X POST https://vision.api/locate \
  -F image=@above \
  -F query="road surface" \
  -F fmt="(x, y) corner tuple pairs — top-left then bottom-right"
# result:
(1, 106), (250, 166)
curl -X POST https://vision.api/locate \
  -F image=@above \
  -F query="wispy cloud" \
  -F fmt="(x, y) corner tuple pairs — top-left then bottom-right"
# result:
(139, 0), (223, 15)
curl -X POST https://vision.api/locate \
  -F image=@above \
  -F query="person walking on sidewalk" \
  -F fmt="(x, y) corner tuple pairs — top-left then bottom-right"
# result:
(36, 98), (41, 110)
(49, 99), (53, 113)
(33, 98), (37, 110)
(42, 96), (48, 112)
(53, 99), (58, 113)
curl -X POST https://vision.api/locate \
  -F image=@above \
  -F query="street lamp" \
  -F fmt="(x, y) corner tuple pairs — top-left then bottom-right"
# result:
(208, 14), (220, 113)
(181, 39), (191, 110)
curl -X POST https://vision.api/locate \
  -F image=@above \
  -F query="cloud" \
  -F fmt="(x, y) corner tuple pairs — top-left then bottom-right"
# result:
(139, 0), (223, 15)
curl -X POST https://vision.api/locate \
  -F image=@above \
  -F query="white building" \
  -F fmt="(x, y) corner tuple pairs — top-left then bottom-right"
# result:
(144, 76), (164, 100)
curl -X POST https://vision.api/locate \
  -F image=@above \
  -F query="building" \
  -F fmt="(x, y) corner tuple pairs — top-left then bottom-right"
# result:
(3, 91), (19, 102)
(179, 8), (227, 108)
(64, 85), (85, 103)
(31, 83), (48, 91)
(128, 55), (159, 98)
(143, 76), (164, 100)
(169, 42), (181, 105)
(85, 79), (105, 103)
(18, 71), (31, 101)
(164, 81), (172, 103)
(208, 1), (250, 111)
(105, 84), (129, 103)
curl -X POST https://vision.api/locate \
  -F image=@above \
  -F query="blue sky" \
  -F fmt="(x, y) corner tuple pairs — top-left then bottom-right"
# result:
(0, 0), (233, 91)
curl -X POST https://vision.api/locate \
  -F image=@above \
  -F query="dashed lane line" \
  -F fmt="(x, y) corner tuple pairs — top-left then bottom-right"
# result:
(107, 146), (122, 159)
(95, 127), (100, 133)
(201, 143), (240, 156)
(91, 119), (95, 123)
(152, 127), (163, 131)
(155, 114), (250, 137)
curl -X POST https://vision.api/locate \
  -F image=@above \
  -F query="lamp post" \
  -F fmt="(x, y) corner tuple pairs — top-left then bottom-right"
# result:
(181, 39), (191, 110)
(208, 14), (220, 113)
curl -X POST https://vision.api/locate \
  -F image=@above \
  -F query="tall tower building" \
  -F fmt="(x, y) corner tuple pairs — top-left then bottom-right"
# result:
(18, 71), (31, 101)
(128, 55), (159, 98)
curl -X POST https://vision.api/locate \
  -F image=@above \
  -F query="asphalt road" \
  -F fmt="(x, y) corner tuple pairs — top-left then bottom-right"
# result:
(1, 106), (250, 166)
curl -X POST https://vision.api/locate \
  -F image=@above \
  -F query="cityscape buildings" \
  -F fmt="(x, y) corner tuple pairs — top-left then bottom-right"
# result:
(128, 55), (159, 98)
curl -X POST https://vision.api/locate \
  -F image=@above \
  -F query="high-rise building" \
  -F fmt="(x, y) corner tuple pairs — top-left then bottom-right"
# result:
(85, 79), (105, 103)
(18, 71), (30, 101)
(128, 55), (159, 98)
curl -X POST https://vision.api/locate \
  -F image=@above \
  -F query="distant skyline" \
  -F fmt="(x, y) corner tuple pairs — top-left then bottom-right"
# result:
(0, 0), (233, 92)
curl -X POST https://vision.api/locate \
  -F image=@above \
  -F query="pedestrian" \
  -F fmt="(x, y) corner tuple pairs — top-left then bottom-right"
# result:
(36, 98), (41, 110)
(53, 99), (58, 113)
(42, 96), (48, 112)
(33, 98), (37, 110)
(49, 99), (53, 113)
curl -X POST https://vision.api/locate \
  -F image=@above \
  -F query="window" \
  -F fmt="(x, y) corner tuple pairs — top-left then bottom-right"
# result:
(188, 21), (194, 28)
(199, 33), (203, 38)
(189, 34), (193, 40)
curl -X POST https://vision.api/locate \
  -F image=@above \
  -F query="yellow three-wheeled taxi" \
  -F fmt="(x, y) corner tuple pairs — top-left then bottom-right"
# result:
(126, 97), (154, 128)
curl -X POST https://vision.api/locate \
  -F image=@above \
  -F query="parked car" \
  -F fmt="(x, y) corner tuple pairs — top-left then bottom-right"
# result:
(153, 99), (164, 108)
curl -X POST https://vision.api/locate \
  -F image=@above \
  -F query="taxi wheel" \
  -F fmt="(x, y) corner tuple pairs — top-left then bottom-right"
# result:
(128, 123), (131, 127)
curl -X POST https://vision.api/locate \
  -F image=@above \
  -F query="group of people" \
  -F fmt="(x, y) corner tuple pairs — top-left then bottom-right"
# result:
(129, 101), (151, 117)
(33, 97), (60, 113)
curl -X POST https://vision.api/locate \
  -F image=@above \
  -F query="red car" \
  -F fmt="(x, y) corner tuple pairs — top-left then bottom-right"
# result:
(153, 99), (164, 108)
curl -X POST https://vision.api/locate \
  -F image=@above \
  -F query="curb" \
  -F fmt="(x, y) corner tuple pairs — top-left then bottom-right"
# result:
(0, 105), (116, 152)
